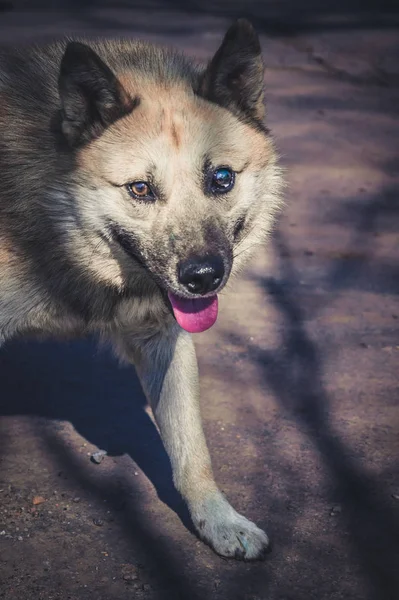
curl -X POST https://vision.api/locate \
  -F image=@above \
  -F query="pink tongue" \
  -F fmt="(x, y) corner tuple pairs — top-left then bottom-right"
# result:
(167, 293), (218, 333)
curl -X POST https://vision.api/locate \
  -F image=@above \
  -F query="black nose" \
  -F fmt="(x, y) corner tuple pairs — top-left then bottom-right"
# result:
(178, 255), (225, 295)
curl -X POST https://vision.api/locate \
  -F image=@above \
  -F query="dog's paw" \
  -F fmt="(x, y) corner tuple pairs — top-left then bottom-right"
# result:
(192, 493), (270, 560)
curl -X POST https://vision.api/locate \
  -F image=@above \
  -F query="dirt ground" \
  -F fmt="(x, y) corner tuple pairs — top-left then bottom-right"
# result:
(0, 3), (398, 600)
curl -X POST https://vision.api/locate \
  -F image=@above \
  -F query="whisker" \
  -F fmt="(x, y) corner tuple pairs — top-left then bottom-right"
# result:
(234, 222), (258, 250)
(86, 234), (108, 272)
(233, 243), (258, 261)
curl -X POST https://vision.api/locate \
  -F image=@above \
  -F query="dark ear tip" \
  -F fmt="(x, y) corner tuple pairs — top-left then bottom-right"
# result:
(63, 41), (92, 60)
(234, 18), (256, 32)
(61, 41), (102, 73)
(225, 18), (261, 52)
(65, 40), (87, 50)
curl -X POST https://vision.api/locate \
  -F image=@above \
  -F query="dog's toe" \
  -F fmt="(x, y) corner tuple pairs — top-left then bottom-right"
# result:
(192, 493), (270, 560)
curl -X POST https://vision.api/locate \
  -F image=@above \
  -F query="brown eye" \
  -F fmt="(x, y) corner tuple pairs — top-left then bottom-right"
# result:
(126, 181), (154, 200)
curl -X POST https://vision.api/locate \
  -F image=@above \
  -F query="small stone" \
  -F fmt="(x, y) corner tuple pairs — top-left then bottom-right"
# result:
(32, 496), (46, 506)
(121, 563), (139, 583)
(0, 530), (6, 536)
(91, 450), (107, 464)
(330, 505), (342, 515)
(17, 536), (23, 541)
(123, 574), (138, 583)
(391, 493), (399, 501)
(93, 518), (104, 527)
(73, 497), (81, 503)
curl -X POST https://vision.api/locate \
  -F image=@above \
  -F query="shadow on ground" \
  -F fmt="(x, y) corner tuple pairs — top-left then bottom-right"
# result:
(0, 337), (187, 516)
(254, 239), (398, 599)
(0, 337), (206, 598)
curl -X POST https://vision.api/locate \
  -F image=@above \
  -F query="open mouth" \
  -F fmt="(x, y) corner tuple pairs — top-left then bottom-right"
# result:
(108, 222), (220, 334)
(167, 292), (218, 334)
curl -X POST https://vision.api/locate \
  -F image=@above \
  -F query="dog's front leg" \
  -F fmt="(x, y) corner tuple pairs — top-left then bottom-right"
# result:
(115, 323), (270, 560)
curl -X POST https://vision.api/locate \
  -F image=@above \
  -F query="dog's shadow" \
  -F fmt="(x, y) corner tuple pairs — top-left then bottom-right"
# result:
(0, 337), (190, 524)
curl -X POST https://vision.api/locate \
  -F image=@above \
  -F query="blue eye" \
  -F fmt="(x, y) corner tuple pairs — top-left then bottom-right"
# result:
(211, 167), (235, 194)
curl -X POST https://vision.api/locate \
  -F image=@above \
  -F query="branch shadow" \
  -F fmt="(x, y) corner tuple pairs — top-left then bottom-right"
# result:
(0, 337), (191, 525)
(33, 419), (202, 599)
(0, 336), (208, 596)
(324, 188), (399, 296)
(242, 231), (399, 599)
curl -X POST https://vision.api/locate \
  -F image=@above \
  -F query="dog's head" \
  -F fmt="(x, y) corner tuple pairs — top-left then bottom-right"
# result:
(58, 20), (283, 332)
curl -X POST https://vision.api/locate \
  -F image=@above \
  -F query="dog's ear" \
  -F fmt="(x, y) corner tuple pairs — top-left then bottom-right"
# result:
(199, 19), (265, 123)
(58, 42), (135, 146)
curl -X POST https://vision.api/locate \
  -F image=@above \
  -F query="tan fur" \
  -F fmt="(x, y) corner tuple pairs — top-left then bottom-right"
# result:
(0, 21), (283, 560)
(76, 86), (282, 294)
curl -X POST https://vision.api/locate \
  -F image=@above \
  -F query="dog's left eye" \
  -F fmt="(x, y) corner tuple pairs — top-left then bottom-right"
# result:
(211, 167), (235, 194)
(126, 181), (155, 201)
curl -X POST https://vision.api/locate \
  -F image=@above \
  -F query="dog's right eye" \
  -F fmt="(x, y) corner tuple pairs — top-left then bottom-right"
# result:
(126, 181), (155, 201)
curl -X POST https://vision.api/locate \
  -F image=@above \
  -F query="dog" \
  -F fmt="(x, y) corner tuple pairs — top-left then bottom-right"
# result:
(0, 19), (283, 559)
